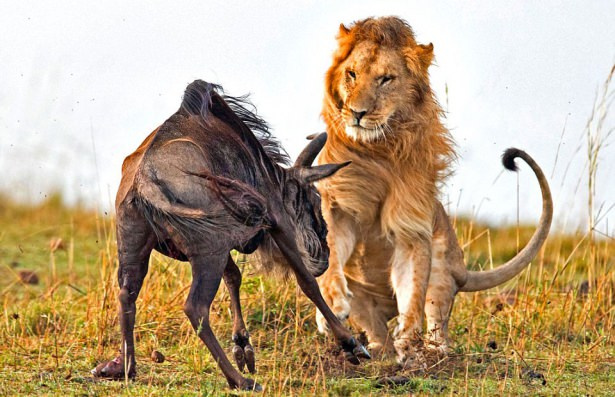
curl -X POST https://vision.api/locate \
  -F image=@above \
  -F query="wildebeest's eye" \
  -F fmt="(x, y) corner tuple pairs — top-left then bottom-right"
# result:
(380, 75), (394, 86)
(347, 70), (356, 80)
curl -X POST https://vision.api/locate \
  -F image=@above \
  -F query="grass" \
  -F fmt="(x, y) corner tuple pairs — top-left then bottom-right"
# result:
(0, 194), (613, 396)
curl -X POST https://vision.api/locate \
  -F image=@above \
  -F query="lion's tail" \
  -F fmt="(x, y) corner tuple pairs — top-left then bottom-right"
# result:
(459, 148), (553, 292)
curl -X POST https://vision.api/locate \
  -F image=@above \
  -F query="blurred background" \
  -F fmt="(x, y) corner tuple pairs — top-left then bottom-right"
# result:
(1, 0), (613, 235)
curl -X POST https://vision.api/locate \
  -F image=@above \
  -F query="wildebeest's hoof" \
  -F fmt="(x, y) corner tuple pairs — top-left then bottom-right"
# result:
(237, 378), (262, 392)
(232, 333), (256, 374)
(341, 336), (371, 365)
(91, 356), (135, 379)
(232, 344), (256, 374)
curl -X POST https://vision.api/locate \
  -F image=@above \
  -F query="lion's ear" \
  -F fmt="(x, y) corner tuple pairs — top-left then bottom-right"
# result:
(338, 23), (350, 37)
(415, 43), (434, 70)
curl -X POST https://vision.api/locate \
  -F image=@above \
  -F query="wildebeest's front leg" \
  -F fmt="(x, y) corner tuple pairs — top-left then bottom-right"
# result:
(316, 210), (357, 334)
(184, 253), (261, 391)
(270, 222), (370, 364)
(223, 255), (255, 374)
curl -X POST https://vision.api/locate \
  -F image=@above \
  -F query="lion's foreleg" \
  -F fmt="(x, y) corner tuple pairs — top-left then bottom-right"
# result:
(390, 240), (431, 369)
(316, 213), (357, 334)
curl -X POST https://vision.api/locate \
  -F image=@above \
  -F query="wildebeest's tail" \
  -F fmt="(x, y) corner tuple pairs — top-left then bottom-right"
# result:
(135, 169), (272, 244)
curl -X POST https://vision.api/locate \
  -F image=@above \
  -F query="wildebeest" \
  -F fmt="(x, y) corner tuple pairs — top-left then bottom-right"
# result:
(92, 80), (369, 390)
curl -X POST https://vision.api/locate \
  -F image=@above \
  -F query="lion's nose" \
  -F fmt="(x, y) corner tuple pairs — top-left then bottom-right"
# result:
(350, 109), (367, 124)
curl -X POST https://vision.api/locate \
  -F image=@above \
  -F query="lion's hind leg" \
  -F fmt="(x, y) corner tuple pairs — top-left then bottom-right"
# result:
(390, 242), (431, 370)
(424, 235), (457, 355)
(424, 286), (454, 355)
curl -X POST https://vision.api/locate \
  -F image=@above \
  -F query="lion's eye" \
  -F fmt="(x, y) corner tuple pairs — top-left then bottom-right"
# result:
(347, 70), (356, 80)
(380, 75), (394, 85)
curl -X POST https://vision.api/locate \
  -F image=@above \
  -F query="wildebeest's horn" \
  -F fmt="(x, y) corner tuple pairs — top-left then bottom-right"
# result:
(294, 132), (328, 167)
(297, 161), (351, 183)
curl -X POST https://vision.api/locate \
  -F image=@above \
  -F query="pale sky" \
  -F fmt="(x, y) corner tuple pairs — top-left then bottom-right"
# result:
(1, 1), (614, 235)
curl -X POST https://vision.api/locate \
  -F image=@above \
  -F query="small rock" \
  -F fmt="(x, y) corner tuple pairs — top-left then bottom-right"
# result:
(151, 350), (165, 363)
(522, 369), (546, 385)
(491, 302), (505, 315)
(49, 238), (65, 252)
(18, 270), (39, 285)
(578, 280), (590, 298)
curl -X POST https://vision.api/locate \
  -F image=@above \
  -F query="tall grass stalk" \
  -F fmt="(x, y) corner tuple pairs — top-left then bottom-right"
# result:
(586, 64), (615, 242)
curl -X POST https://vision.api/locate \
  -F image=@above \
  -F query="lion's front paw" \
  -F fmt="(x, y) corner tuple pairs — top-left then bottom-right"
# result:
(316, 288), (353, 334)
(367, 341), (395, 359)
(425, 337), (450, 357)
(393, 338), (426, 371)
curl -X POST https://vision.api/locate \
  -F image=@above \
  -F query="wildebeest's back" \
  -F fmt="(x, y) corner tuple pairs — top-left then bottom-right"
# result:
(119, 110), (272, 255)
(115, 127), (159, 211)
(116, 80), (283, 256)
(139, 111), (268, 212)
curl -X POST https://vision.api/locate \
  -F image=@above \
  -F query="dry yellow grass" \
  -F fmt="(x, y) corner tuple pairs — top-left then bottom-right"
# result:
(0, 194), (613, 396)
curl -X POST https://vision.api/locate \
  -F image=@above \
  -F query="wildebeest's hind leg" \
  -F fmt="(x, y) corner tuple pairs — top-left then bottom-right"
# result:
(93, 206), (154, 379)
(184, 253), (261, 391)
(224, 255), (256, 374)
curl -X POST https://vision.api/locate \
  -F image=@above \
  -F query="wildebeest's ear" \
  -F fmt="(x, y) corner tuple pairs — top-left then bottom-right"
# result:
(293, 161), (351, 184)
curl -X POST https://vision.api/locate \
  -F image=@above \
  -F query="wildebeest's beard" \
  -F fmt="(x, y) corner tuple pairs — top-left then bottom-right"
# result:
(287, 179), (330, 277)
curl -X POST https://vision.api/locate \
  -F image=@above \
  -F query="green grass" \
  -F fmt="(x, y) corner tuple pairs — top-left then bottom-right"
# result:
(0, 195), (613, 396)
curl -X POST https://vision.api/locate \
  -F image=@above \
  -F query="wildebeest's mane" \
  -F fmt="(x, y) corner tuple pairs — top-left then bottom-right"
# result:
(180, 80), (290, 166)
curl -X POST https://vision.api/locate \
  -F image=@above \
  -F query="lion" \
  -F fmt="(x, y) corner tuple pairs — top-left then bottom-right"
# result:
(314, 16), (553, 367)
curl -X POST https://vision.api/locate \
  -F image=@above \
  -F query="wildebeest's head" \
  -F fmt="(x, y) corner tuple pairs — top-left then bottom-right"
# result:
(256, 133), (347, 277)
(284, 133), (349, 277)
(284, 133), (350, 277)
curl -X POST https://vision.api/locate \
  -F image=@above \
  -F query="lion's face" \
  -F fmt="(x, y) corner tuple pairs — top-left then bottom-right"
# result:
(338, 42), (411, 141)
(326, 20), (434, 143)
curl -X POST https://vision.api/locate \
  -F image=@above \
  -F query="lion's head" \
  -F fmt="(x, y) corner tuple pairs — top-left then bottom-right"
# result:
(324, 16), (436, 143)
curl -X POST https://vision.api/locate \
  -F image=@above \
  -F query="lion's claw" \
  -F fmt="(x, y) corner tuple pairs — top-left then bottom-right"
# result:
(394, 337), (427, 370)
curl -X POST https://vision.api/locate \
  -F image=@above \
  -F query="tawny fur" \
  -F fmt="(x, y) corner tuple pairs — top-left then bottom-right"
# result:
(315, 17), (553, 367)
